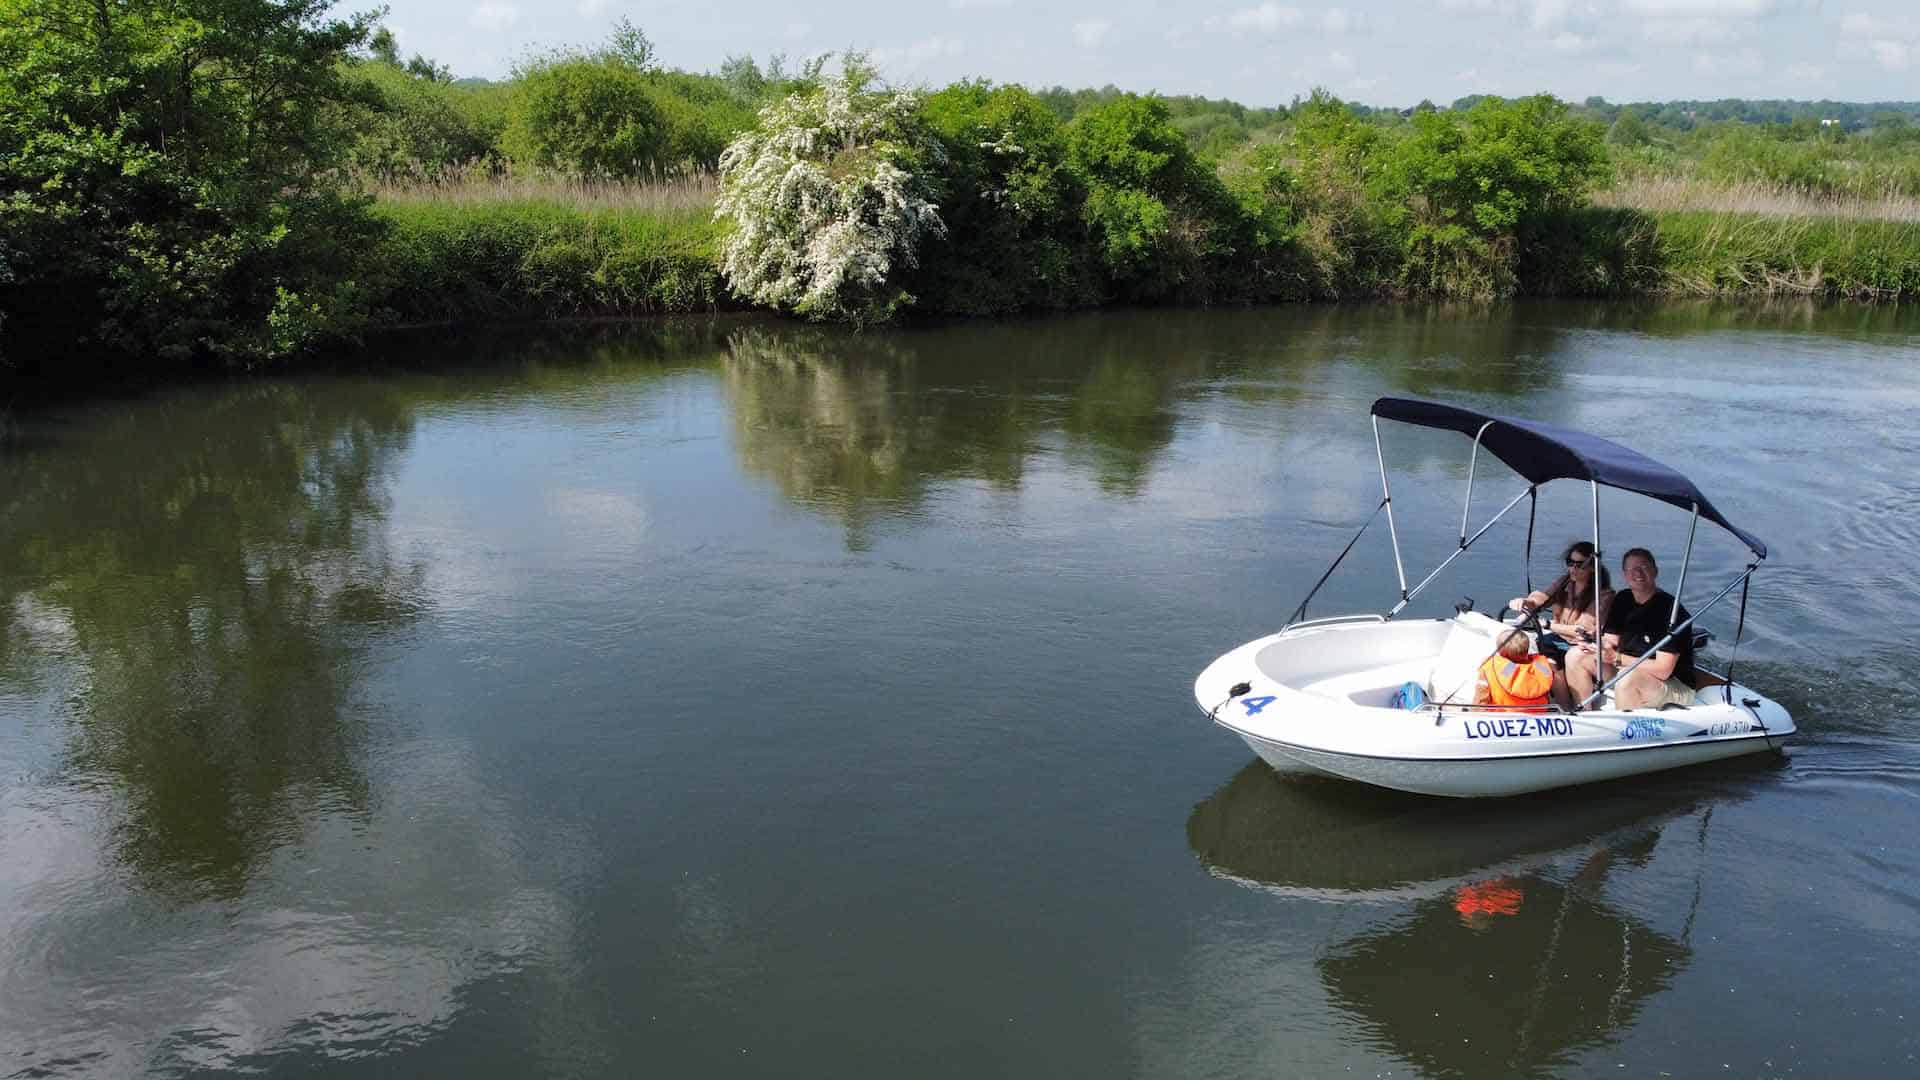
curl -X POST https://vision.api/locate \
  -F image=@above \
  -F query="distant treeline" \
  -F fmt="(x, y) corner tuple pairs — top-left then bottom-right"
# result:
(3, 0), (1917, 383)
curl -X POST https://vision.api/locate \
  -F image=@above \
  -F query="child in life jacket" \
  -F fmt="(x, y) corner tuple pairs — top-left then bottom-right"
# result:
(1474, 629), (1555, 713)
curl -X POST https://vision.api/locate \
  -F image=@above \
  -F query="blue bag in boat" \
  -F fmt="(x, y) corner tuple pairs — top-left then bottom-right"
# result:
(1393, 681), (1427, 710)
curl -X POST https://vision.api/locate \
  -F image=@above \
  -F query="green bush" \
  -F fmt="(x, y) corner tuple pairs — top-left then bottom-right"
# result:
(1266, 91), (1399, 298)
(1064, 94), (1249, 302)
(1378, 95), (1610, 298)
(346, 61), (510, 181)
(910, 82), (1099, 315)
(0, 0), (385, 372)
(366, 201), (725, 322)
(498, 24), (758, 182)
(502, 56), (669, 180)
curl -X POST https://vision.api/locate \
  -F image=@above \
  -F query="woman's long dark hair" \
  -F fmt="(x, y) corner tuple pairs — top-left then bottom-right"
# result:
(1555, 540), (1612, 612)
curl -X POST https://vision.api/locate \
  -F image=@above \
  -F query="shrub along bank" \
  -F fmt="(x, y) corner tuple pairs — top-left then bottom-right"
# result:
(365, 201), (727, 324)
(5, 0), (1917, 385)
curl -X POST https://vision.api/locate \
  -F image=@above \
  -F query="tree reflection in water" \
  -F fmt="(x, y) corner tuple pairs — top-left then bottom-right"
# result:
(720, 315), (1235, 547)
(0, 381), (427, 901)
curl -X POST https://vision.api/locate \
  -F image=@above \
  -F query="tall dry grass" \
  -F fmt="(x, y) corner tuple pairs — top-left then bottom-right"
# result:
(366, 166), (718, 215)
(1598, 175), (1920, 224)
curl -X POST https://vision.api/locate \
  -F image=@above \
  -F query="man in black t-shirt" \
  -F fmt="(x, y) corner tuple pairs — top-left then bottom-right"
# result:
(1565, 548), (1697, 710)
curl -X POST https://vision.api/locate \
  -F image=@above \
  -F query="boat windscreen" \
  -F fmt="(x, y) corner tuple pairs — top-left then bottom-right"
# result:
(1370, 397), (1766, 558)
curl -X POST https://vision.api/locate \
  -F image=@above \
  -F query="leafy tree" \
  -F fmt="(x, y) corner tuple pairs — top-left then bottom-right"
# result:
(714, 70), (946, 324)
(1607, 109), (1651, 147)
(0, 0), (385, 372)
(1064, 94), (1245, 301)
(911, 81), (1097, 314)
(1270, 90), (1395, 296)
(369, 26), (400, 65)
(501, 24), (756, 178)
(607, 18), (656, 71)
(346, 59), (510, 181)
(502, 54), (667, 178)
(1378, 94), (1608, 297)
(720, 54), (768, 102)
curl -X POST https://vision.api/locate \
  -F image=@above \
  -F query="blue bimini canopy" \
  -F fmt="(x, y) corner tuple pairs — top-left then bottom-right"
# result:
(1371, 397), (1767, 559)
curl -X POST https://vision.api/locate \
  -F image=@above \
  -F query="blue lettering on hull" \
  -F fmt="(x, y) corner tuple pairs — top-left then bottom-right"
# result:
(1463, 714), (1575, 739)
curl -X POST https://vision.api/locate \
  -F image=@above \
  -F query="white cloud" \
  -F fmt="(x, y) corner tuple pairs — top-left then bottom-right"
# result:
(1785, 61), (1826, 82)
(1838, 12), (1880, 36)
(1322, 8), (1359, 34)
(1326, 49), (1355, 71)
(469, 2), (520, 32)
(951, 0), (1014, 7)
(1868, 40), (1911, 69)
(1440, 0), (1520, 11)
(1550, 31), (1597, 52)
(1691, 47), (1763, 74)
(1839, 10), (1918, 70)
(577, 0), (609, 15)
(1643, 17), (1741, 44)
(1073, 18), (1113, 48)
(872, 35), (966, 73)
(1623, 0), (1779, 14)
(1531, 0), (1571, 29)
(1214, 3), (1305, 34)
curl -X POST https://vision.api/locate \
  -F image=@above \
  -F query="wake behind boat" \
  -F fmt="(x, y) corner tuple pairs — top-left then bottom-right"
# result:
(1194, 397), (1794, 798)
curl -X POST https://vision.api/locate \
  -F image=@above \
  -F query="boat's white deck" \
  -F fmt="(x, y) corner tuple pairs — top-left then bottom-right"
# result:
(1264, 611), (1525, 708)
(1282, 613), (1745, 713)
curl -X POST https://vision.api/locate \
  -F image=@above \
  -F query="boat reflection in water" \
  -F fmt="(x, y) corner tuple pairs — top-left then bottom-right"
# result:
(1187, 760), (1778, 1077)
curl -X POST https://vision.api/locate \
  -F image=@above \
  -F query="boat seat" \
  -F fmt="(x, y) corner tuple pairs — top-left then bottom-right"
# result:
(1427, 612), (1511, 706)
(1302, 658), (1436, 708)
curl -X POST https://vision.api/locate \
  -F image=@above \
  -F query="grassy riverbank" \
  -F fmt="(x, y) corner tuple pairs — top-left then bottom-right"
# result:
(362, 175), (1920, 321)
(367, 188), (728, 324)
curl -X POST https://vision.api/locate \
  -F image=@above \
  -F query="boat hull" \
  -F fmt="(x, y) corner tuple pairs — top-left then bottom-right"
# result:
(1196, 616), (1794, 798)
(1234, 728), (1781, 798)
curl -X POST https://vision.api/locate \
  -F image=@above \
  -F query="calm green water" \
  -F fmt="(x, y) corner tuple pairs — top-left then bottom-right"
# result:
(3, 303), (1918, 1077)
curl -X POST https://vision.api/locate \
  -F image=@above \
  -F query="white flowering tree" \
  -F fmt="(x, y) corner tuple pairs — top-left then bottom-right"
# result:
(714, 71), (946, 325)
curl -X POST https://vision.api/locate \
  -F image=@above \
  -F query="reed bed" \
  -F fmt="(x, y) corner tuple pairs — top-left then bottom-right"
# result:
(366, 167), (719, 216)
(1599, 175), (1920, 224)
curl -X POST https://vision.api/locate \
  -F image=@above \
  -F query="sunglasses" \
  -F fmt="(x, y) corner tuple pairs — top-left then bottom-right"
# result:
(1566, 558), (1591, 568)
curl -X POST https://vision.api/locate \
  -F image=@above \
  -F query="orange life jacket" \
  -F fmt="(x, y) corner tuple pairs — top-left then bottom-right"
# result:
(1478, 655), (1554, 711)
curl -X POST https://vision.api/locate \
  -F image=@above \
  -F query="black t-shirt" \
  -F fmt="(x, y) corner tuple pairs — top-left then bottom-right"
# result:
(1603, 588), (1694, 682)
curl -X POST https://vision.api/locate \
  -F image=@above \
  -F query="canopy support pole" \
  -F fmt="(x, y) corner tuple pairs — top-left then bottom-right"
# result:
(1591, 480), (1603, 670)
(1389, 482), (1534, 617)
(1524, 488), (1538, 596)
(1724, 567), (1753, 704)
(1579, 565), (1758, 710)
(1672, 504), (1700, 626)
(1373, 415), (1408, 599)
(1461, 421), (1495, 548)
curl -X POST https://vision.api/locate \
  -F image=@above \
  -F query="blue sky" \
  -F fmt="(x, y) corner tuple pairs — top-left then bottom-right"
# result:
(372, 1), (1917, 107)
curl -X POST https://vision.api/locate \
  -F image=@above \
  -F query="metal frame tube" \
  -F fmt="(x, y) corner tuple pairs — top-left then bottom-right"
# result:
(1389, 482), (1534, 616)
(1461, 420), (1495, 546)
(1579, 564), (1757, 709)
(1373, 416), (1408, 597)
(1524, 489), (1538, 596)
(1590, 480), (1603, 665)
(1672, 505), (1699, 625)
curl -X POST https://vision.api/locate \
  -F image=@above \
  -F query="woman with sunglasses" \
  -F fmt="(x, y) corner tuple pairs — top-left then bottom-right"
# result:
(1507, 541), (1613, 642)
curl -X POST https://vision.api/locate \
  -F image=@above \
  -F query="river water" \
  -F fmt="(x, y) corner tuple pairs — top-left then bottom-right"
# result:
(2, 303), (1917, 1077)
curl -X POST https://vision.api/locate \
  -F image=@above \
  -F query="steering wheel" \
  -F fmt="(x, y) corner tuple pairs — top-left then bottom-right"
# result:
(1499, 601), (1551, 635)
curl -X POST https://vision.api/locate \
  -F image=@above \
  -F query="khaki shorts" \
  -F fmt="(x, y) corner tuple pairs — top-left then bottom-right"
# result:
(1647, 675), (1697, 708)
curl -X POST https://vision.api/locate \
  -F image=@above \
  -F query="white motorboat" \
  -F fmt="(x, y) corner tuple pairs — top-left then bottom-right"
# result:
(1193, 397), (1794, 798)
